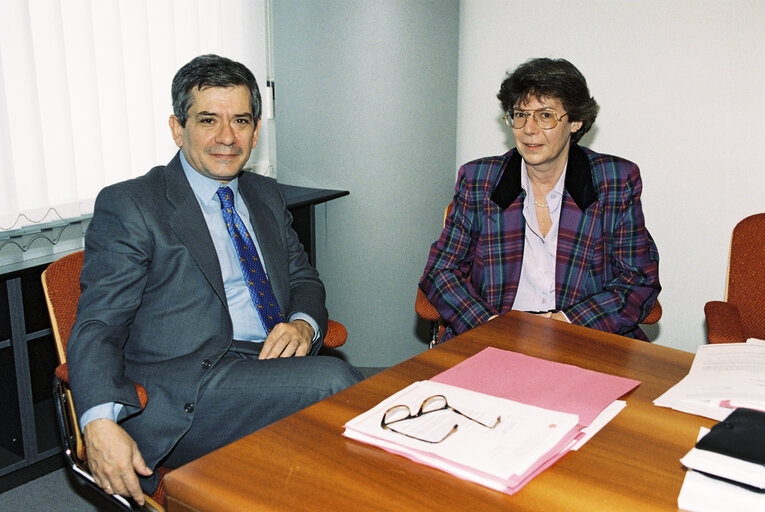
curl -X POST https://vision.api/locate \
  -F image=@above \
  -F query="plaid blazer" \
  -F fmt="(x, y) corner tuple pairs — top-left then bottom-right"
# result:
(419, 144), (660, 341)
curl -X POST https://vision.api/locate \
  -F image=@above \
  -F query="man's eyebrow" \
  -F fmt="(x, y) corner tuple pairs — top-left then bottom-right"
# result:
(194, 111), (253, 119)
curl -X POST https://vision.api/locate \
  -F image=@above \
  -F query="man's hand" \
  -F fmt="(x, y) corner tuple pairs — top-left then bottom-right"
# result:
(83, 419), (153, 505)
(260, 319), (314, 359)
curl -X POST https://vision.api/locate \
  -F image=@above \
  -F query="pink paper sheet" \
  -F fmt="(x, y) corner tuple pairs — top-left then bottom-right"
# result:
(431, 347), (640, 426)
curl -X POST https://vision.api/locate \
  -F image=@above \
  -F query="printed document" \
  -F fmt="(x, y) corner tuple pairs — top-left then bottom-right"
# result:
(654, 341), (765, 420)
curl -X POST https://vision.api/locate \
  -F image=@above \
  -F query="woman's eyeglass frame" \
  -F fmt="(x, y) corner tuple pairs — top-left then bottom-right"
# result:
(503, 108), (569, 130)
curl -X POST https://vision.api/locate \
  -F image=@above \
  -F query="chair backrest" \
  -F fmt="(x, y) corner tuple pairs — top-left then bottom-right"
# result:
(44, 251), (166, 511)
(42, 251), (85, 461)
(41, 250), (84, 364)
(726, 212), (765, 338)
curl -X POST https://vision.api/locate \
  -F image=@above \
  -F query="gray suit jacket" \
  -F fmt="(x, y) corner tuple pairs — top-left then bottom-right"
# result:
(67, 152), (327, 468)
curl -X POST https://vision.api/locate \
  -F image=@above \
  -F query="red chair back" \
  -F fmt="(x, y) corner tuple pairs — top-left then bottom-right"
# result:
(41, 250), (84, 364)
(726, 213), (765, 339)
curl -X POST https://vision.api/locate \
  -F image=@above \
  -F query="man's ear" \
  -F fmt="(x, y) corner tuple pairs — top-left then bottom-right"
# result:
(251, 118), (262, 149)
(571, 121), (583, 133)
(169, 115), (184, 148)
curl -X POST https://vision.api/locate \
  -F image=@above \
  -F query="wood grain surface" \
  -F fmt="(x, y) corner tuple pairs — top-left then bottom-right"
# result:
(165, 311), (711, 511)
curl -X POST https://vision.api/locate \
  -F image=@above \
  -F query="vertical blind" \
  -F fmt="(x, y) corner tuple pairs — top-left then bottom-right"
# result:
(0, 0), (274, 253)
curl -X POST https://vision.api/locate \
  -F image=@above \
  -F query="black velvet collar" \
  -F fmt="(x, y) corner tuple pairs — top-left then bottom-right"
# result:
(489, 143), (597, 211)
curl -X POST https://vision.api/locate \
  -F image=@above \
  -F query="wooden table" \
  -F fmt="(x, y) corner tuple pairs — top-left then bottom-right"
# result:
(164, 311), (712, 511)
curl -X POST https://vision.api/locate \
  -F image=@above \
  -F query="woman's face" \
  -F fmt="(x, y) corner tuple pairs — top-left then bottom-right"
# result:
(512, 96), (582, 176)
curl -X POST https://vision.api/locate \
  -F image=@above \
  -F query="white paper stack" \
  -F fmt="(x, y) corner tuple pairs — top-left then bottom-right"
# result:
(343, 347), (641, 495)
(654, 340), (765, 420)
(343, 380), (581, 493)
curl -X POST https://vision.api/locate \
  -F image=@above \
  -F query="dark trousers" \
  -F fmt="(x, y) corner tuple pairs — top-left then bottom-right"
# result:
(139, 342), (362, 493)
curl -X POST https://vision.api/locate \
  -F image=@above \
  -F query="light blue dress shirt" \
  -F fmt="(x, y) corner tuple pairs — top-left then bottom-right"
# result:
(511, 160), (566, 313)
(182, 153), (278, 341)
(80, 153), (319, 428)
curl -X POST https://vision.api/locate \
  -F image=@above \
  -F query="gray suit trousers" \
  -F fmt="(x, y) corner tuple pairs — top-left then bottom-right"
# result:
(138, 344), (362, 492)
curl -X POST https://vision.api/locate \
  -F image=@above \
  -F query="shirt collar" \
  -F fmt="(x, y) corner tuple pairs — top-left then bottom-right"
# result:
(179, 151), (240, 205)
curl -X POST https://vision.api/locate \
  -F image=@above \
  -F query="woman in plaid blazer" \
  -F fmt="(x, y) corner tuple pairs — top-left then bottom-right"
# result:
(420, 58), (660, 342)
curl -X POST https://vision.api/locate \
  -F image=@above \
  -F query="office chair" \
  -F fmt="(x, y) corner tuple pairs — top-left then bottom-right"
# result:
(416, 202), (662, 347)
(43, 250), (167, 512)
(43, 250), (348, 511)
(704, 212), (765, 343)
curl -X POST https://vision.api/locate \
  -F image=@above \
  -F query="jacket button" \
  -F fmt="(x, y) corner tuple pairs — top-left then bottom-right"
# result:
(184, 402), (195, 413)
(202, 359), (212, 369)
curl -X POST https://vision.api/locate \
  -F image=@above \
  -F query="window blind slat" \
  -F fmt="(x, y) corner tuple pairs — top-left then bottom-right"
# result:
(0, 0), (274, 265)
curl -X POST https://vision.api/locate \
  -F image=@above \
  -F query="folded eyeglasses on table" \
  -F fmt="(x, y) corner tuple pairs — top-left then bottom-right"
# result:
(380, 394), (502, 444)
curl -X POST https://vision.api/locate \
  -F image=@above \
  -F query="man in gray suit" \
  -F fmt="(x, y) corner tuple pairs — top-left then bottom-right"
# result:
(67, 54), (362, 505)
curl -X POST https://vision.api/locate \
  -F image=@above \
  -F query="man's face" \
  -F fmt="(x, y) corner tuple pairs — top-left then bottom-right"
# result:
(512, 96), (581, 175)
(170, 85), (259, 184)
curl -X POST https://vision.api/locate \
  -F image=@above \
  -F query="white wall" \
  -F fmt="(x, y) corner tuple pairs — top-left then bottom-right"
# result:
(273, 0), (460, 366)
(457, 0), (765, 353)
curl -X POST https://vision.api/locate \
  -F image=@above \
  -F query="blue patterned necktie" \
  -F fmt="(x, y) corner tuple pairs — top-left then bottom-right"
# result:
(216, 186), (283, 332)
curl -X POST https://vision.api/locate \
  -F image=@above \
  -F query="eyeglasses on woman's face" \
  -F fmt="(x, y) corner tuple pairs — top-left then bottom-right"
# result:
(504, 108), (569, 130)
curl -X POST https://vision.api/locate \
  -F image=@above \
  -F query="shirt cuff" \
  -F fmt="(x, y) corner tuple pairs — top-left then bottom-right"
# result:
(289, 312), (321, 342)
(80, 402), (124, 429)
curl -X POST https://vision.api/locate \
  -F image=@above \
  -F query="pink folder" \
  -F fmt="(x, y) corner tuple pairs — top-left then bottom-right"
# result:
(431, 347), (640, 426)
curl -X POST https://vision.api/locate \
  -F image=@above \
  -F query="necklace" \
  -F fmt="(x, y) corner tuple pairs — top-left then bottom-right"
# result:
(533, 200), (549, 208)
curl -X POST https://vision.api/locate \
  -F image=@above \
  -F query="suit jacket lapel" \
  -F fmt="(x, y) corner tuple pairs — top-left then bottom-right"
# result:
(490, 145), (596, 210)
(556, 146), (599, 306)
(164, 153), (228, 306)
(490, 151), (525, 309)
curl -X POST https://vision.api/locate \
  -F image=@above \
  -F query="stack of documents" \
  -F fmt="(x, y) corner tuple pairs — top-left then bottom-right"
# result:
(654, 339), (765, 420)
(678, 408), (765, 511)
(343, 347), (640, 494)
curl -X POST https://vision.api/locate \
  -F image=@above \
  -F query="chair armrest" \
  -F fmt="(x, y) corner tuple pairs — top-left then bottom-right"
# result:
(641, 300), (662, 325)
(322, 319), (347, 349)
(55, 362), (69, 382)
(704, 301), (746, 344)
(415, 288), (441, 322)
